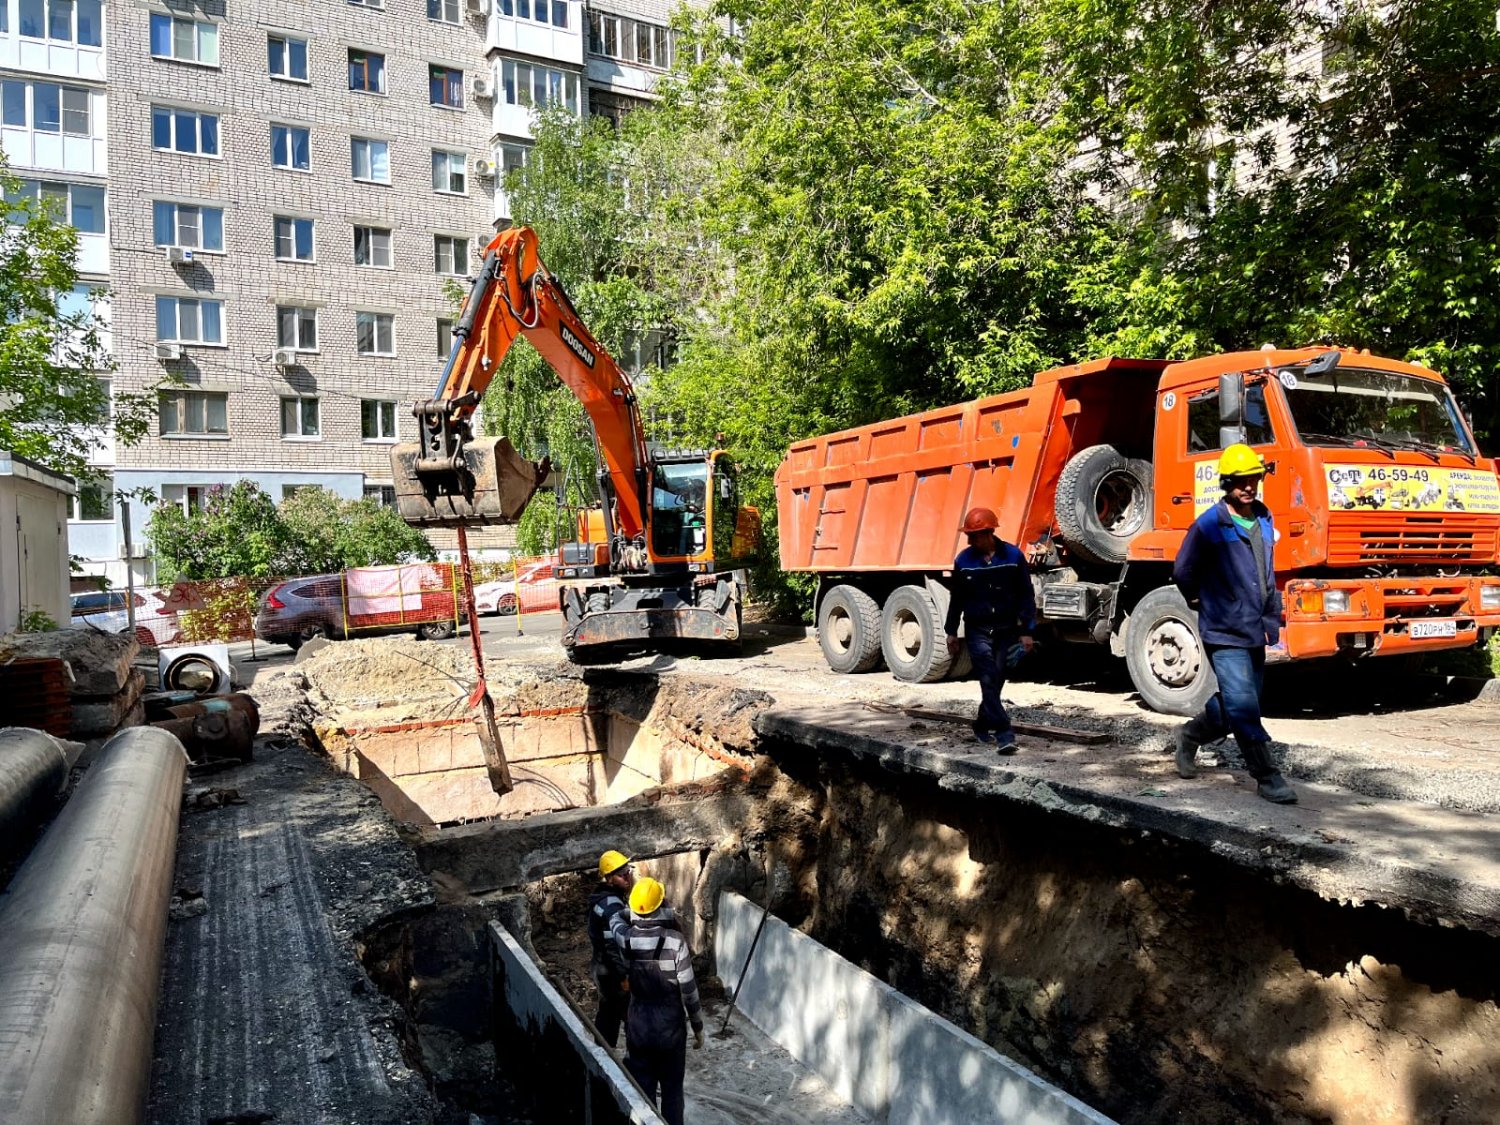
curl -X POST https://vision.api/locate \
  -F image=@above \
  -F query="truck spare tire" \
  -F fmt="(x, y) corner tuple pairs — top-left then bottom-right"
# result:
(1055, 444), (1152, 565)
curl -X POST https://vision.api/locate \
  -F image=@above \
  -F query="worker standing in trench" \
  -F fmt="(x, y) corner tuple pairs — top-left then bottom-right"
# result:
(588, 850), (636, 1047)
(1172, 444), (1298, 804)
(616, 876), (703, 1125)
(944, 506), (1037, 751)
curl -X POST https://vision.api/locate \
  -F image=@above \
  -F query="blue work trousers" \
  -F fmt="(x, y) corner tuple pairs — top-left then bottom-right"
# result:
(1184, 644), (1276, 779)
(965, 630), (1012, 737)
(626, 1042), (686, 1125)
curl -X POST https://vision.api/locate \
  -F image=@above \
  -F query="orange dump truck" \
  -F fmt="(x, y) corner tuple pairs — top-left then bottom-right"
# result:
(775, 349), (1500, 714)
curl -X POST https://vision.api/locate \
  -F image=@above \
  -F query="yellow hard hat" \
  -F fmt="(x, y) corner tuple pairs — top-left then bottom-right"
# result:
(1218, 443), (1266, 479)
(599, 850), (631, 878)
(629, 877), (665, 917)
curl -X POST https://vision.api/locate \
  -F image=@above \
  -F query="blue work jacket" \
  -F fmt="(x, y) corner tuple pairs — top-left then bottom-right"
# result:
(943, 542), (1038, 638)
(1172, 500), (1283, 648)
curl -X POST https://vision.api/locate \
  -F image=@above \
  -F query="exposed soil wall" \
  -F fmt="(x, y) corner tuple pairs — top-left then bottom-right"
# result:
(754, 745), (1500, 1124)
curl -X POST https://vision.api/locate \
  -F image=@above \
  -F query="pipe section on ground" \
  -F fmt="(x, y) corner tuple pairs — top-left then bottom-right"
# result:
(0, 727), (70, 858)
(0, 726), (188, 1125)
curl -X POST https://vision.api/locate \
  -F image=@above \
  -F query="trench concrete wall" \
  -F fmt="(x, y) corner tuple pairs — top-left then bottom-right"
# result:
(488, 921), (662, 1125)
(716, 890), (1114, 1125)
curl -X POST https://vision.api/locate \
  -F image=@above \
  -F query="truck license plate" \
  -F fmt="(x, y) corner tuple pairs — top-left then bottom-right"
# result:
(1410, 620), (1457, 639)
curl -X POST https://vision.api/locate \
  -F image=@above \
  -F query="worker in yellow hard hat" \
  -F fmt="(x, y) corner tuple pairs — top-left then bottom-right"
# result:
(1172, 443), (1296, 804)
(617, 877), (703, 1125)
(942, 506), (1037, 752)
(587, 850), (636, 1047)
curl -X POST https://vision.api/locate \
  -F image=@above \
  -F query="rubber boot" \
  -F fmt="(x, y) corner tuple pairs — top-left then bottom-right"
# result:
(1256, 772), (1298, 804)
(1174, 725), (1200, 779)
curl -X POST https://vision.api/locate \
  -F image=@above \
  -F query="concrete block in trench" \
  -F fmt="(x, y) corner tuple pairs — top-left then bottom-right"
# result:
(716, 890), (1113, 1125)
(0, 628), (139, 697)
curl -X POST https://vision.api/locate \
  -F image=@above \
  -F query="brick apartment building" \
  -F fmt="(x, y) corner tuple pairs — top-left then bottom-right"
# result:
(0, 0), (691, 589)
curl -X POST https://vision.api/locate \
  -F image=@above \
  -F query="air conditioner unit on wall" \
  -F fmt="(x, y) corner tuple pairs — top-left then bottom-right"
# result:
(165, 246), (194, 265)
(473, 158), (497, 178)
(471, 76), (493, 100)
(273, 347), (297, 369)
(155, 342), (182, 361)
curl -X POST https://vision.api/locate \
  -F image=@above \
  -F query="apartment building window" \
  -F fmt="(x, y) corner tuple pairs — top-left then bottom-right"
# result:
(356, 312), (394, 355)
(429, 65), (463, 108)
(156, 296), (224, 344)
(428, 0), (461, 23)
(436, 318), (455, 357)
(4, 81), (92, 135)
(351, 137), (390, 183)
(348, 49), (386, 94)
(433, 235), (468, 276)
(150, 13), (218, 66)
(361, 399), (398, 441)
(162, 484), (213, 513)
(9, 180), (106, 233)
(20, 0), (102, 46)
(354, 226), (392, 268)
(431, 149), (466, 194)
(364, 484), (397, 508)
(271, 124), (311, 171)
(588, 11), (674, 69)
(159, 390), (228, 435)
(501, 61), (578, 113)
(280, 396), (320, 439)
(92, 376), (111, 423)
(277, 306), (318, 351)
(500, 0), (567, 30)
(268, 35), (309, 82)
(152, 105), (219, 155)
(500, 142), (529, 179)
(273, 216), (315, 261)
(153, 201), (223, 250)
(71, 477), (113, 521)
(348, 0), (385, 8)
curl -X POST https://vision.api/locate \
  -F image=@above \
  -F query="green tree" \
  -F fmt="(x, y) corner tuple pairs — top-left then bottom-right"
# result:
(0, 159), (158, 480)
(277, 488), (435, 574)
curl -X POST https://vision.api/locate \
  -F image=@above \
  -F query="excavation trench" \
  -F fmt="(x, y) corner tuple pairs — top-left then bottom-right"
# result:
(293, 645), (1500, 1124)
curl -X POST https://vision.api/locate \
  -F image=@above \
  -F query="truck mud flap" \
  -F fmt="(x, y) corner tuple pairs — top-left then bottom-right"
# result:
(390, 437), (549, 529)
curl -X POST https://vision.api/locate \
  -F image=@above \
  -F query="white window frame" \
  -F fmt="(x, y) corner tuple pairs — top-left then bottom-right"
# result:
(348, 0), (385, 8)
(8, 81), (95, 135)
(12, 179), (106, 234)
(433, 234), (469, 277)
(351, 137), (391, 184)
(361, 399), (399, 442)
(280, 395), (321, 440)
(276, 305), (319, 352)
(437, 317), (455, 357)
(152, 104), (220, 156)
(152, 200), (223, 252)
(501, 60), (579, 114)
(149, 12), (218, 66)
(159, 390), (229, 436)
(273, 215), (315, 262)
(161, 483), (215, 513)
(431, 149), (466, 194)
(71, 475), (113, 521)
(156, 296), (225, 345)
(356, 311), (395, 356)
(21, 0), (103, 46)
(353, 225), (393, 269)
(271, 123), (312, 171)
(363, 483), (397, 508)
(268, 33), (310, 83)
(428, 0), (461, 24)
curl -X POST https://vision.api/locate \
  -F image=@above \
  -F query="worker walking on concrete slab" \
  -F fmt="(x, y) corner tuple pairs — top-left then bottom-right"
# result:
(588, 849), (635, 1047)
(944, 507), (1037, 752)
(1173, 444), (1297, 804)
(617, 876), (703, 1125)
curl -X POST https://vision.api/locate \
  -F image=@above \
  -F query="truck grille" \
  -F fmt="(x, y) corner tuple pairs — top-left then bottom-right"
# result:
(1326, 514), (1497, 565)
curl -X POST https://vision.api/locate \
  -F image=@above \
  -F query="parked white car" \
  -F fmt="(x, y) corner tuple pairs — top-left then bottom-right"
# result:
(70, 589), (182, 646)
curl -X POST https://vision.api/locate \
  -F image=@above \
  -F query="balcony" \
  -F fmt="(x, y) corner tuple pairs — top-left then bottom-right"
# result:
(488, 1), (583, 67)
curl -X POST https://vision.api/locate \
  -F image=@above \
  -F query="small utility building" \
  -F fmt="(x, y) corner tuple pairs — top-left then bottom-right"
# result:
(0, 451), (75, 634)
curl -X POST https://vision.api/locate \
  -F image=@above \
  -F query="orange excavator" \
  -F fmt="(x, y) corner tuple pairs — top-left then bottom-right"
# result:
(390, 225), (759, 665)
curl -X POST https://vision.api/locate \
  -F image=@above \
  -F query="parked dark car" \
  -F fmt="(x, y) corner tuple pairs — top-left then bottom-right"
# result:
(254, 568), (462, 650)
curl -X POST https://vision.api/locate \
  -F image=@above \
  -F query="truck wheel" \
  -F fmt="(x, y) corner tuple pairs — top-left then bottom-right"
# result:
(1124, 586), (1217, 716)
(817, 584), (883, 674)
(1055, 445), (1152, 565)
(947, 643), (973, 680)
(881, 585), (954, 683)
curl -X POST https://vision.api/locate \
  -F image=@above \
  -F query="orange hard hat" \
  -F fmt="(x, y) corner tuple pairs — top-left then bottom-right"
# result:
(961, 507), (1000, 533)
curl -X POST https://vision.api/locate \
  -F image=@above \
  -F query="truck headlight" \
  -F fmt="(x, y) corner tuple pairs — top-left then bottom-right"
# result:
(1323, 590), (1351, 614)
(1481, 585), (1500, 611)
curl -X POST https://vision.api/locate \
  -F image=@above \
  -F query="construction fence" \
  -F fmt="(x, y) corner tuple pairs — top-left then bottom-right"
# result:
(70, 557), (562, 649)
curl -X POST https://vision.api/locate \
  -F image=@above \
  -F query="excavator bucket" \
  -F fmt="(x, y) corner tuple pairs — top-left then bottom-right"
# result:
(390, 436), (549, 529)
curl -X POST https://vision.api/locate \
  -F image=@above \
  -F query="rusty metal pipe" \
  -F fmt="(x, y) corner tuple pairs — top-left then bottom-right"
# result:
(0, 726), (188, 1125)
(0, 728), (70, 860)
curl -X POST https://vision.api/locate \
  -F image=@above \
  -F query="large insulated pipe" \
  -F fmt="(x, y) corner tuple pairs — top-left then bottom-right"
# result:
(0, 728), (70, 857)
(0, 726), (188, 1125)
